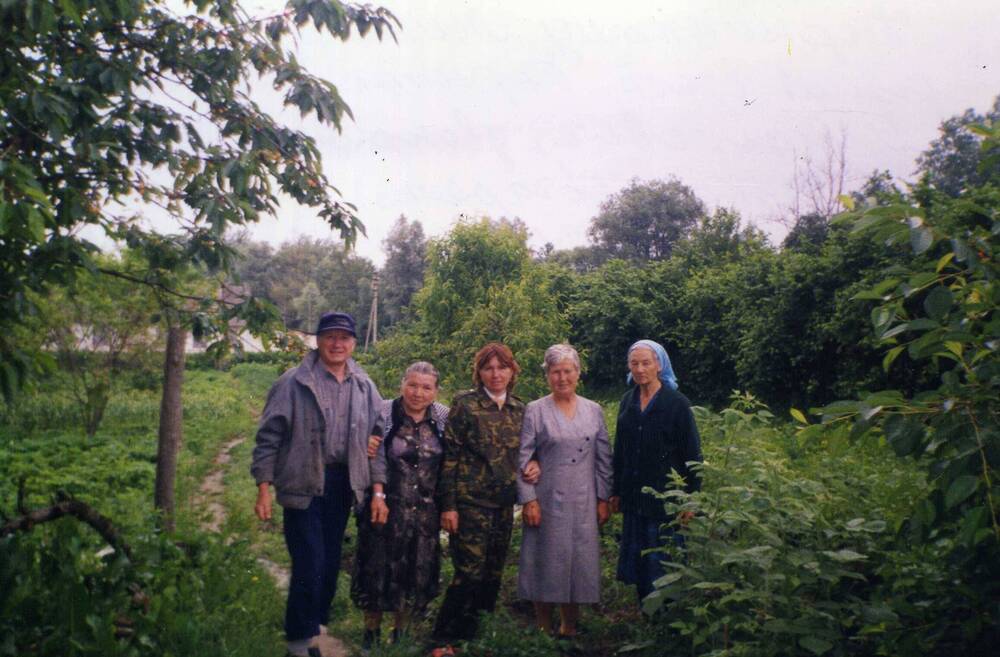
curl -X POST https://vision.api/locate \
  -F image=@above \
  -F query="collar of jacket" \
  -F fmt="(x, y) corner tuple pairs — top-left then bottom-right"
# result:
(387, 397), (448, 440)
(624, 384), (668, 414)
(473, 386), (522, 410)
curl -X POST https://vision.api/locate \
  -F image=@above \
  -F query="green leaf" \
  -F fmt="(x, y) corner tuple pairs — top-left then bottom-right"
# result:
(923, 286), (953, 320)
(906, 318), (940, 331)
(880, 323), (909, 340)
(863, 390), (904, 406)
(935, 251), (955, 272)
(26, 208), (46, 243)
(944, 475), (979, 509)
(951, 238), (972, 262)
(908, 271), (938, 289)
(822, 548), (866, 562)
(57, 0), (83, 26)
(909, 225), (933, 254)
(957, 506), (988, 546)
(790, 408), (808, 424)
(883, 345), (904, 372)
(871, 306), (893, 329)
(799, 636), (833, 656)
(883, 415), (924, 457)
(872, 277), (901, 295)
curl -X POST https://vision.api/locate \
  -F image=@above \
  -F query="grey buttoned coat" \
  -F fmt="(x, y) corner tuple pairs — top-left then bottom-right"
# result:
(516, 395), (613, 603)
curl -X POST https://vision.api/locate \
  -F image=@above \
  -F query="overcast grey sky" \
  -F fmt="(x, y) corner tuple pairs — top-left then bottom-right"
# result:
(239, 0), (999, 264)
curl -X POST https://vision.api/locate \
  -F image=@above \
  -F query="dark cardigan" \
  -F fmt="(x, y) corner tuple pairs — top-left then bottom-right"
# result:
(611, 385), (702, 519)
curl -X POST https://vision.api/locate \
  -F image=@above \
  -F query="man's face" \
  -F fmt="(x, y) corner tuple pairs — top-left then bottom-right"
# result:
(317, 329), (355, 369)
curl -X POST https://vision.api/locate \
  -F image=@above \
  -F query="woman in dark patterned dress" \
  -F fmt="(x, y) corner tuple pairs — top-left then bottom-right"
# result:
(352, 362), (449, 650)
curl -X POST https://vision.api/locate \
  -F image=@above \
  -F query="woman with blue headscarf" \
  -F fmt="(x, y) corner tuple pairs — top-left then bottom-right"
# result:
(609, 339), (702, 603)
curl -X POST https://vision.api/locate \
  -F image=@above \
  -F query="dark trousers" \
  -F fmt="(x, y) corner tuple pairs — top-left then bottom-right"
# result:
(616, 512), (685, 601)
(433, 503), (513, 642)
(282, 464), (352, 641)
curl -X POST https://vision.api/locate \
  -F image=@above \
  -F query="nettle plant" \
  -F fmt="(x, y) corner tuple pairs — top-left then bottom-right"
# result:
(641, 399), (902, 657)
(797, 122), (999, 651)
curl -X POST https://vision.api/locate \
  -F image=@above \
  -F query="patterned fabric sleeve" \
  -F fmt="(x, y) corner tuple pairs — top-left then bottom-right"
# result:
(435, 397), (470, 511)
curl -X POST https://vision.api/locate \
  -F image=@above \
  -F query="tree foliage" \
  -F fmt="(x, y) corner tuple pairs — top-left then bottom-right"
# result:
(29, 253), (162, 436)
(380, 214), (428, 328)
(916, 94), (1000, 197)
(0, 0), (399, 394)
(369, 218), (569, 398)
(230, 235), (375, 333)
(587, 177), (706, 261)
(796, 118), (1000, 652)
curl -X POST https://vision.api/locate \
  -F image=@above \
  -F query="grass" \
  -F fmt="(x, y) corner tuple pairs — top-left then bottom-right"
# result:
(2, 364), (931, 657)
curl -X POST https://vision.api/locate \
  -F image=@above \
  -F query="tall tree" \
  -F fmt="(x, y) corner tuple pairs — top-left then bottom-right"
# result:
(380, 214), (427, 327)
(541, 244), (609, 273)
(916, 94), (1000, 197)
(371, 218), (568, 397)
(0, 0), (399, 394)
(233, 235), (375, 331)
(587, 177), (706, 261)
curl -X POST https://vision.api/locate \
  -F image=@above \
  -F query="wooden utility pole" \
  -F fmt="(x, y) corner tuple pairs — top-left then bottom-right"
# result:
(365, 273), (379, 351)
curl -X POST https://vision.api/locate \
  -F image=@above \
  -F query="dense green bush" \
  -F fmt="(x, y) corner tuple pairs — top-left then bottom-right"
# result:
(0, 522), (283, 657)
(641, 398), (923, 657)
(0, 364), (282, 656)
(368, 219), (571, 398)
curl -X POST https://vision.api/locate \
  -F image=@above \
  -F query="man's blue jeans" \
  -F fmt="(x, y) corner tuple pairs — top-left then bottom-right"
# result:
(282, 463), (352, 641)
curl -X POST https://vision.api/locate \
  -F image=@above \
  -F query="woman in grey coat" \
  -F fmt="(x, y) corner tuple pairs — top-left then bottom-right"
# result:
(517, 344), (613, 637)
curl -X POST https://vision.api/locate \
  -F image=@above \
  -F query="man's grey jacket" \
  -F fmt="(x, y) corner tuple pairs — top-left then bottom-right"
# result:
(251, 350), (383, 510)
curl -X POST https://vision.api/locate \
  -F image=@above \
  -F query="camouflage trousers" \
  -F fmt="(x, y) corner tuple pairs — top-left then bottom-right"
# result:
(432, 503), (513, 641)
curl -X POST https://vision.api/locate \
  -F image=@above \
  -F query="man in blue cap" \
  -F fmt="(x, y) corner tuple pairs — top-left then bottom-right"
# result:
(251, 312), (384, 657)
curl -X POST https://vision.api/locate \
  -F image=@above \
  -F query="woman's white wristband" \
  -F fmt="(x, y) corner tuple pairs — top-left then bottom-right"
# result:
(374, 492), (386, 499)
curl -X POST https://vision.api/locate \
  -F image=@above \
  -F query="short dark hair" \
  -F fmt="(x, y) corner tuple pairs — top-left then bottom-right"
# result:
(472, 342), (520, 391)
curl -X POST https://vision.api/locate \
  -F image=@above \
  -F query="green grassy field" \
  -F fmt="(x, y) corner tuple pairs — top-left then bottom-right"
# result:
(1, 364), (931, 657)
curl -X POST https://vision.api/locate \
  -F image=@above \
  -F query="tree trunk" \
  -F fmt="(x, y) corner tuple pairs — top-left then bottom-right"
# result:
(154, 322), (186, 531)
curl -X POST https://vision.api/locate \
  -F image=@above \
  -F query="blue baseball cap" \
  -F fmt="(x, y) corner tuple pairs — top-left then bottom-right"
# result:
(315, 312), (356, 337)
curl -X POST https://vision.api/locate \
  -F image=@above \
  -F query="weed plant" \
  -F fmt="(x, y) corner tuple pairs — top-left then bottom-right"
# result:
(0, 364), (283, 657)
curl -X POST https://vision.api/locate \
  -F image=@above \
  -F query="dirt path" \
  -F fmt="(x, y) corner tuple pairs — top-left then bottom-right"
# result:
(196, 435), (349, 657)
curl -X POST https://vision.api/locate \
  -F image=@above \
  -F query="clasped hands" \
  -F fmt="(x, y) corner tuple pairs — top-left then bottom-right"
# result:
(438, 460), (543, 535)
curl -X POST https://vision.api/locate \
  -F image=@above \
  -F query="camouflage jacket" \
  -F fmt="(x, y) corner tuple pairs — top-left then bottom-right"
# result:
(436, 387), (526, 510)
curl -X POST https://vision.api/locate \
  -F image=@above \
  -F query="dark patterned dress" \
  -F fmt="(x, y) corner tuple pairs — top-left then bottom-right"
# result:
(351, 403), (444, 613)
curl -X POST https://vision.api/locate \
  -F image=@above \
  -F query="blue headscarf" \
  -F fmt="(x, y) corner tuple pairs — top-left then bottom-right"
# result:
(626, 339), (678, 390)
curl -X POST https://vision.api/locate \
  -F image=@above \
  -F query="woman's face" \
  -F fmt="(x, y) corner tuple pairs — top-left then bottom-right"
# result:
(628, 347), (661, 386)
(401, 372), (438, 416)
(546, 359), (580, 398)
(479, 355), (513, 396)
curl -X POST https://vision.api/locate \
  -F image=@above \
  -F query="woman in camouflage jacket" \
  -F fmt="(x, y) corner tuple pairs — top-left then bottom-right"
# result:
(431, 343), (528, 643)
